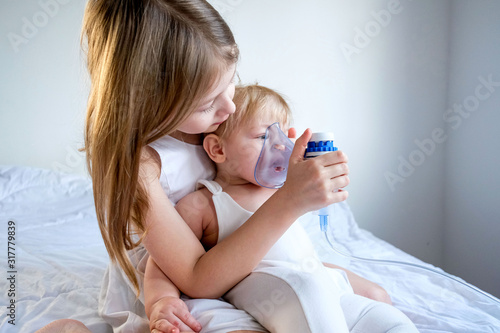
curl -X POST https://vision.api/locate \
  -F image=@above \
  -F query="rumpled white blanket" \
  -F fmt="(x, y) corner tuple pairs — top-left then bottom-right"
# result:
(0, 166), (499, 332)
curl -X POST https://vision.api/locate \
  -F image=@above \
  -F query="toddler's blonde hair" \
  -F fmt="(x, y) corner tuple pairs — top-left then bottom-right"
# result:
(215, 84), (292, 140)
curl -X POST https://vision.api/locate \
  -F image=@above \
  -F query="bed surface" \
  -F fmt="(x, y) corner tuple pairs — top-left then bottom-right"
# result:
(1, 166), (499, 332)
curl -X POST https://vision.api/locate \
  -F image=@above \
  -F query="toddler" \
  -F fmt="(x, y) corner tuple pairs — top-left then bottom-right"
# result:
(170, 84), (419, 332)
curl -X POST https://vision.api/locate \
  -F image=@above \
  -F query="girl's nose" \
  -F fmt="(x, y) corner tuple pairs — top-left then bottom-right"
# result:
(226, 99), (236, 115)
(218, 93), (236, 116)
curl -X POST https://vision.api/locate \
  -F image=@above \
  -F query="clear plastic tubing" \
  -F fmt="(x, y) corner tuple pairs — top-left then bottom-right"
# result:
(306, 132), (500, 305)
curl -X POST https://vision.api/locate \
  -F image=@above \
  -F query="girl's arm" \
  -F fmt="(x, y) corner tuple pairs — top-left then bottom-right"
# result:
(142, 130), (349, 298)
(145, 257), (202, 333)
(145, 187), (215, 333)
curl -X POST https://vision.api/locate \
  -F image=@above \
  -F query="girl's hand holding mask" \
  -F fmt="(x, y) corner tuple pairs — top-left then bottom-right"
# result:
(280, 129), (349, 216)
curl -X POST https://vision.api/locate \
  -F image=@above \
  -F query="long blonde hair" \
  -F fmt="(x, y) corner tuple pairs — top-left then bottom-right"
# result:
(82, 0), (239, 294)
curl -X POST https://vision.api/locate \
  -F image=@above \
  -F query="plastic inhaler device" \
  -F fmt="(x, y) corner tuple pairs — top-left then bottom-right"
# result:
(254, 122), (295, 189)
(304, 132), (338, 232)
(254, 125), (500, 305)
(255, 125), (500, 306)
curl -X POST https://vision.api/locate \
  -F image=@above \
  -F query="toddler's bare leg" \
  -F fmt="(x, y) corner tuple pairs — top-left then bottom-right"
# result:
(35, 319), (91, 333)
(345, 268), (392, 304)
(341, 294), (418, 332)
(324, 262), (392, 304)
(225, 267), (349, 333)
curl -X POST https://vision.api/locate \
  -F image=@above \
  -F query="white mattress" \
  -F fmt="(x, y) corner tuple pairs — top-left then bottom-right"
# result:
(0, 166), (499, 332)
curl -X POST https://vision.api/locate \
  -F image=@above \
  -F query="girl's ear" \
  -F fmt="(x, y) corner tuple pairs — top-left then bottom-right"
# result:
(203, 134), (226, 163)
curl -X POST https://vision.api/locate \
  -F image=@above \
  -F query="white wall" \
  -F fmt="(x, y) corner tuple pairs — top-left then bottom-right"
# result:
(219, 0), (450, 266)
(443, 1), (500, 298)
(0, 0), (89, 175)
(1, 0), (499, 297)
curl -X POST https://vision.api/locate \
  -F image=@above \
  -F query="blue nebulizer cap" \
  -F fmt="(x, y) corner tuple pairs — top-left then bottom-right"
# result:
(304, 132), (337, 158)
(254, 122), (295, 189)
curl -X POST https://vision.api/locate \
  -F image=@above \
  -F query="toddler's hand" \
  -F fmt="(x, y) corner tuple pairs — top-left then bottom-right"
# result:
(149, 296), (201, 333)
(287, 127), (297, 142)
(282, 128), (349, 215)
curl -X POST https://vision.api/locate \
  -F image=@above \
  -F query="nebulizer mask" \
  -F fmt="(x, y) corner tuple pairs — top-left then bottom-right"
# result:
(252, 123), (499, 305)
(254, 122), (294, 189)
(254, 123), (339, 226)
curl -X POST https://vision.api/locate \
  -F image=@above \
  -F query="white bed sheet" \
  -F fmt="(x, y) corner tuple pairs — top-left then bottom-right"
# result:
(0, 166), (499, 333)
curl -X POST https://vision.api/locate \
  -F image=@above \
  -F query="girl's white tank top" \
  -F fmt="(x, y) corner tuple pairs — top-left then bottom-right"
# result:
(148, 135), (216, 205)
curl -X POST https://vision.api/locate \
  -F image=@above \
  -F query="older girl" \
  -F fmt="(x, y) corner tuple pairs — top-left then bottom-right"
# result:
(80, 1), (349, 333)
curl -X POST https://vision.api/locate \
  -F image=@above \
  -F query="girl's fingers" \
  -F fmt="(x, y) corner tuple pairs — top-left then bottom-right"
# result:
(316, 150), (349, 166)
(151, 319), (174, 333)
(289, 128), (312, 163)
(152, 318), (188, 333)
(282, 132), (350, 210)
(170, 303), (201, 332)
(331, 188), (349, 202)
(331, 175), (350, 191)
(325, 162), (349, 180)
(151, 325), (179, 333)
(175, 311), (202, 332)
(150, 297), (201, 333)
